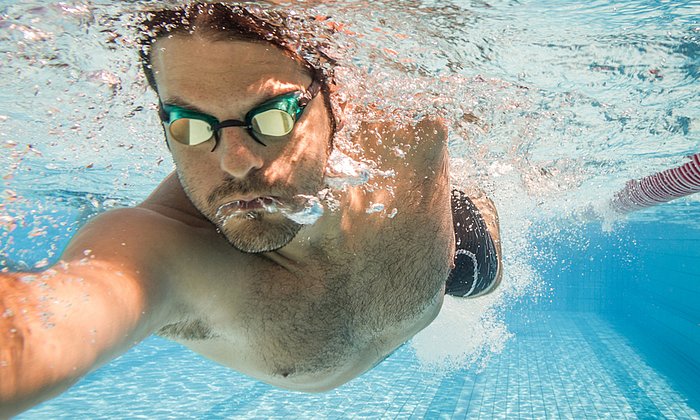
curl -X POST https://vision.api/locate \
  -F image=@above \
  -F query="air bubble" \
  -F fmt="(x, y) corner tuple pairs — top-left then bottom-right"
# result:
(366, 203), (384, 214)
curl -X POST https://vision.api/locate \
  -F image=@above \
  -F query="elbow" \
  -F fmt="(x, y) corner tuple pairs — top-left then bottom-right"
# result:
(1, 326), (33, 418)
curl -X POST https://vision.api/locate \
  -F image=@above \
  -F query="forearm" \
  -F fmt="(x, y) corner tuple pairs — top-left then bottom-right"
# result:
(0, 263), (164, 417)
(0, 284), (80, 416)
(0, 272), (73, 416)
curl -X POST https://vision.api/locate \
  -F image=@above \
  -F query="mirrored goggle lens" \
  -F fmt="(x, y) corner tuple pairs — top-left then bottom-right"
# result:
(250, 109), (295, 137)
(169, 118), (214, 145)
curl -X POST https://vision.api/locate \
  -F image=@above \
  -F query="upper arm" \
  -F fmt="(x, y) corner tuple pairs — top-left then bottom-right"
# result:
(1, 209), (174, 416)
(58, 208), (177, 349)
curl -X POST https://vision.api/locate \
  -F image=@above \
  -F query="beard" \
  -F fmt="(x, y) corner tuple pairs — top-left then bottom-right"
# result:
(217, 210), (303, 253)
(177, 168), (325, 254)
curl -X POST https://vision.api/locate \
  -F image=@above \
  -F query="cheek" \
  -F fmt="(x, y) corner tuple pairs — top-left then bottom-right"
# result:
(297, 102), (333, 159)
(286, 133), (328, 173)
(268, 103), (332, 180)
(172, 150), (215, 189)
(172, 144), (213, 171)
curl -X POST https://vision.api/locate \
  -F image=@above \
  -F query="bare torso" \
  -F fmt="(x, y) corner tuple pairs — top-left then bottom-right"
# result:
(0, 115), (462, 419)
(103, 118), (455, 391)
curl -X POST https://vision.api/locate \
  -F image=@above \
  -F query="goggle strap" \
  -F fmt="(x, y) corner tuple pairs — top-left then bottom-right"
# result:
(158, 101), (169, 122)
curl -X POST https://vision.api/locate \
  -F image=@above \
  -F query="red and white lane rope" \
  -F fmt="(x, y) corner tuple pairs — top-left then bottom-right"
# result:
(611, 153), (700, 213)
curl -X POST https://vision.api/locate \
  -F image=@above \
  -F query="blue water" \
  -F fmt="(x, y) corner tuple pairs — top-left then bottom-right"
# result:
(10, 200), (699, 418)
(2, 0), (699, 418)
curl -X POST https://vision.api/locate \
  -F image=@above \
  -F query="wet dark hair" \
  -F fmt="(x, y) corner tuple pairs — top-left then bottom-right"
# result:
(136, 2), (339, 127)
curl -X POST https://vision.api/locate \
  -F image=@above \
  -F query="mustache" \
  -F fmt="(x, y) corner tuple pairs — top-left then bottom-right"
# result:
(207, 177), (287, 206)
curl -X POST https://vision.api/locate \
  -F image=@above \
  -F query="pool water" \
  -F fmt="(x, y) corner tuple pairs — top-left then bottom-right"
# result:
(2, 0), (699, 418)
(12, 210), (700, 419)
(14, 315), (697, 419)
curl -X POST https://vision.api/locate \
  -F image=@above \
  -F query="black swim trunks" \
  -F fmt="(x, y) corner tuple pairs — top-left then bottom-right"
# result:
(445, 189), (500, 297)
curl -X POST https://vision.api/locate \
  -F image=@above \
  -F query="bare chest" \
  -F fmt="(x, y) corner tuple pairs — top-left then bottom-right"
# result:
(158, 221), (451, 387)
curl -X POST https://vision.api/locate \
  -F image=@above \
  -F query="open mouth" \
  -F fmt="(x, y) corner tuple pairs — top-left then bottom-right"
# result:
(215, 194), (326, 226)
(227, 197), (281, 211)
(215, 196), (283, 222)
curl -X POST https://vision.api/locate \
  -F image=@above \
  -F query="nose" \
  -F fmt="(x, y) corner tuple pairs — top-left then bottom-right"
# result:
(216, 128), (265, 179)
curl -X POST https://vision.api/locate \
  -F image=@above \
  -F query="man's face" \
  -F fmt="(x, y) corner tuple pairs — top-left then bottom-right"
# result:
(151, 36), (333, 252)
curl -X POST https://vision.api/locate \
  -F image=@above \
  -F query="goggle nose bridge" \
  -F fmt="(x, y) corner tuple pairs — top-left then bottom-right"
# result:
(211, 119), (266, 147)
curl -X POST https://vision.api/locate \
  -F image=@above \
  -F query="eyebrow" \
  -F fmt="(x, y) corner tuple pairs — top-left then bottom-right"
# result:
(160, 97), (213, 116)
(161, 87), (303, 118)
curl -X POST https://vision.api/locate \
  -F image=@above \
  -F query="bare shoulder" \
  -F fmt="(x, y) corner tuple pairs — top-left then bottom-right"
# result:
(352, 116), (448, 164)
(63, 172), (211, 262)
(61, 206), (184, 263)
(339, 116), (450, 210)
(139, 172), (210, 227)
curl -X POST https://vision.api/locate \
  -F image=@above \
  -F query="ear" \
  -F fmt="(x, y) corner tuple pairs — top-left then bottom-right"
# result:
(326, 81), (346, 132)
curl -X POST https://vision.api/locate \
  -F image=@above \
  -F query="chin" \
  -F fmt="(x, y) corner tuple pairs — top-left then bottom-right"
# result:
(219, 214), (302, 253)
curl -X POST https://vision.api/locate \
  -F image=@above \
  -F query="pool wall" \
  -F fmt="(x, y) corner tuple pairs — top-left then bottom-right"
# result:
(532, 205), (700, 410)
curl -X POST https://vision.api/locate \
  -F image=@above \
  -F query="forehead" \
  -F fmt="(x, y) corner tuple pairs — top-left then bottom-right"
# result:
(151, 35), (312, 100)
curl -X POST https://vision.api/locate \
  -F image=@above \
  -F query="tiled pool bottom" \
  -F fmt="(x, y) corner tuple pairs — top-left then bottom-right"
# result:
(21, 312), (699, 419)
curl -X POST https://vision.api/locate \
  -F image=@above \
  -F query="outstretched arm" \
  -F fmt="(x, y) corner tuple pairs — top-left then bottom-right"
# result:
(0, 209), (173, 417)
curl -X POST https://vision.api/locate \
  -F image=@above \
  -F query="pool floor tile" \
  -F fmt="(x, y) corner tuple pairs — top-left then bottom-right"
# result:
(19, 311), (700, 419)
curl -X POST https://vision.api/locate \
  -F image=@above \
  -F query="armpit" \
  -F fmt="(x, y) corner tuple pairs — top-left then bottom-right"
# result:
(157, 318), (219, 341)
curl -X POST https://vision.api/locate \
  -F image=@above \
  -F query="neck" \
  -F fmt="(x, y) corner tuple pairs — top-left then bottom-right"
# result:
(265, 209), (340, 267)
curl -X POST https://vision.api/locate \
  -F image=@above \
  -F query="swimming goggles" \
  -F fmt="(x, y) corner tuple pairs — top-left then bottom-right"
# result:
(159, 80), (321, 148)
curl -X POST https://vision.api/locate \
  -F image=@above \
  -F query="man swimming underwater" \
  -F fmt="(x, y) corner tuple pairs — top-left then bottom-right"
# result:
(0, 3), (501, 416)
